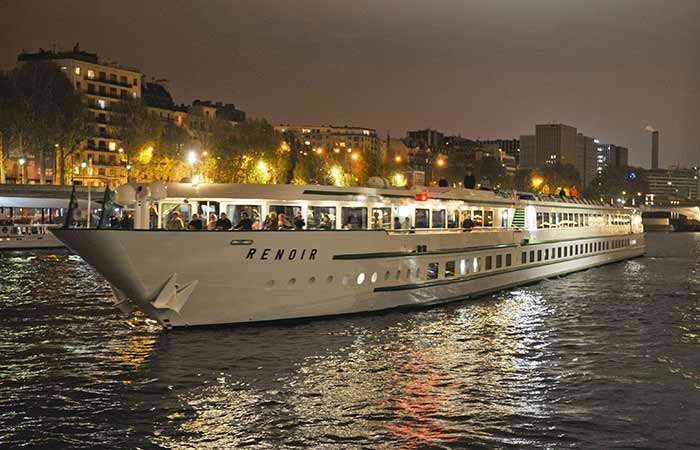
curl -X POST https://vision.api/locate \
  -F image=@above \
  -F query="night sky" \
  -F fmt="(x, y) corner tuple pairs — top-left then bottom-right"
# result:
(1, 0), (698, 168)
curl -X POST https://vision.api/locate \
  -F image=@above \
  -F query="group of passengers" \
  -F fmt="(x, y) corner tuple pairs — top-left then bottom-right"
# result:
(163, 209), (476, 232)
(165, 209), (334, 231)
(108, 212), (134, 230)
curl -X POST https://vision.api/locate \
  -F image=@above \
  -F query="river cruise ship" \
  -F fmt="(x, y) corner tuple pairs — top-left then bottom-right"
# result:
(53, 182), (645, 328)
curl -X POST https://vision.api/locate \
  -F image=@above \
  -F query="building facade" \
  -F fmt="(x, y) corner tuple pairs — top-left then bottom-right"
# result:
(275, 125), (381, 163)
(646, 167), (699, 201)
(18, 46), (142, 186)
(518, 135), (536, 169)
(477, 139), (520, 164)
(535, 123), (578, 167)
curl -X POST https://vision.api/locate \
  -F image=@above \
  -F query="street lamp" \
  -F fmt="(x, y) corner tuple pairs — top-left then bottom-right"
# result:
(18, 158), (26, 184)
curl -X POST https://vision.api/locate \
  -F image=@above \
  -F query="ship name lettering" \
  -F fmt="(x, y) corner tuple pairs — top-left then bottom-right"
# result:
(246, 248), (317, 261)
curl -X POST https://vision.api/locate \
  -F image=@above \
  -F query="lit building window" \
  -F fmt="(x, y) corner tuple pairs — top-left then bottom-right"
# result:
(108, 142), (116, 151)
(74, 67), (81, 75)
(87, 70), (95, 79)
(97, 99), (106, 109)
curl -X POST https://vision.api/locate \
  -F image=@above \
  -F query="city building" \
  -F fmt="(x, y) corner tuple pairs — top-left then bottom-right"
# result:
(17, 45), (141, 186)
(275, 124), (381, 162)
(519, 135), (536, 169)
(646, 167), (700, 202)
(477, 138), (520, 164)
(535, 123), (578, 167)
(405, 129), (445, 153)
(576, 134), (597, 187)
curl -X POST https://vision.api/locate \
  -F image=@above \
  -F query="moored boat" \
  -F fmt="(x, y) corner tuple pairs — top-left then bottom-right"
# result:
(52, 182), (645, 328)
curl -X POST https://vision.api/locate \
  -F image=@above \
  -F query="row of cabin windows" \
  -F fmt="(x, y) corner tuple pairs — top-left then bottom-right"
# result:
(536, 212), (631, 229)
(426, 252), (513, 281)
(521, 238), (632, 264)
(160, 202), (501, 230)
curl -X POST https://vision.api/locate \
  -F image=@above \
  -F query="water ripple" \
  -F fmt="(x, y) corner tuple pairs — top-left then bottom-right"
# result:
(1, 235), (700, 449)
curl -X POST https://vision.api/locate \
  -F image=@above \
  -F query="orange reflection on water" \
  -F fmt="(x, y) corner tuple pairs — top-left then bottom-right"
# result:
(385, 350), (458, 449)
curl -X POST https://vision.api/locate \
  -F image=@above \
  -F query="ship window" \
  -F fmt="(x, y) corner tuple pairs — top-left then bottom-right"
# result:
(544, 248), (549, 260)
(326, 275), (334, 283)
(416, 267), (421, 279)
(396, 270), (401, 280)
(521, 252), (527, 264)
(570, 245), (574, 255)
(308, 276), (316, 285)
(356, 272), (366, 285)
(564, 246), (568, 257)
(431, 209), (446, 228)
(228, 204), (262, 225)
(506, 254), (512, 267)
(473, 210), (484, 226)
(496, 254), (502, 268)
(558, 247), (562, 258)
(427, 263), (439, 280)
(536, 212), (543, 228)
(308, 206), (336, 230)
(341, 207), (367, 229)
(384, 271), (391, 281)
(288, 278), (296, 286)
(485, 256), (492, 270)
(460, 258), (468, 275)
(473, 257), (481, 273)
(445, 261), (455, 277)
(370, 272), (378, 283)
(342, 276), (349, 286)
(484, 211), (494, 227)
(270, 205), (302, 221)
(415, 209), (429, 228)
(162, 202), (192, 226)
(537, 250), (542, 261)
(529, 250), (535, 262)
(448, 209), (460, 228)
(371, 208), (391, 229)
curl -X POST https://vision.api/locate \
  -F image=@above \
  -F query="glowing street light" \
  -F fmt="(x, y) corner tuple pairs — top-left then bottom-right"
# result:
(18, 158), (26, 166)
(531, 176), (544, 189)
(351, 153), (360, 161)
(394, 155), (402, 163)
(187, 150), (198, 165)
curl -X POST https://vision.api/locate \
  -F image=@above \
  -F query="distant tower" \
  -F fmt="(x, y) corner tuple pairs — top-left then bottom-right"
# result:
(651, 130), (659, 169)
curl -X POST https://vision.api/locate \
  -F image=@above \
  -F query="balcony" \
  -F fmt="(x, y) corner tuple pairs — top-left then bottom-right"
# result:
(84, 75), (133, 88)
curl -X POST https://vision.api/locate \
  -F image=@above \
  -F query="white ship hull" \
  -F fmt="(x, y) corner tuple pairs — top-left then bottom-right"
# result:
(53, 227), (645, 328)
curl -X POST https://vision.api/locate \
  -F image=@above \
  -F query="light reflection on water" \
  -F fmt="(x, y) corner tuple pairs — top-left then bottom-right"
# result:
(1, 233), (700, 449)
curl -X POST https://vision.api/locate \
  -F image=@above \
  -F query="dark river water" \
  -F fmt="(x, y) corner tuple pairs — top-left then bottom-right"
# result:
(1, 233), (700, 449)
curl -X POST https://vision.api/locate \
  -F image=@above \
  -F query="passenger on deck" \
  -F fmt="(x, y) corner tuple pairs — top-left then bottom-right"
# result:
(263, 212), (278, 230)
(207, 214), (218, 230)
(319, 213), (332, 230)
(234, 211), (253, 231)
(462, 215), (475, 231)
(216, 212), (232, 230)
(166, 212), (185, 230)
(110, 213), (121, 229)
(121, 212), (135, 230)
(293, 211), (305, 230)
(402, 218), (411, 229)
(188, 213), (203, 230)
(278, 213), (293, 230)
(393, 217), (401, 229)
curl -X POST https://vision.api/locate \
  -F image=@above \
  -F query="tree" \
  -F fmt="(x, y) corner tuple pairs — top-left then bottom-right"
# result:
(0, 62), (90, 184)
(531, 163), (581, 194)
(111, 97), (163, 160)
(585, 166), (648, 203)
